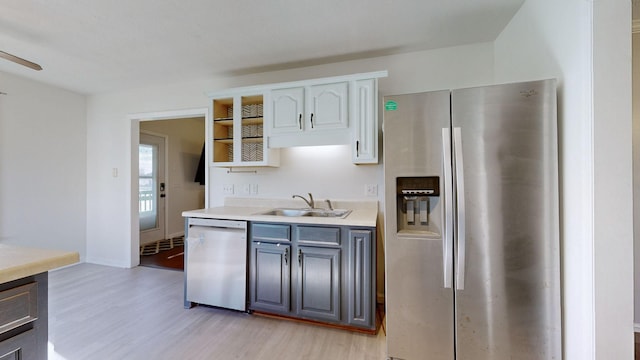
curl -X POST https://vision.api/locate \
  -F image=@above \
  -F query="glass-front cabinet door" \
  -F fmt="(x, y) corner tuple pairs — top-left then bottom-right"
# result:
(211, 92), (279, 167)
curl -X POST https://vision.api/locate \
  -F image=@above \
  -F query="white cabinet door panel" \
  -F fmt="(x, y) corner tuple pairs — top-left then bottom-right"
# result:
(307, 82), (348, 131)
(352, 79), (377, 163)
(271, 87), (304, 134)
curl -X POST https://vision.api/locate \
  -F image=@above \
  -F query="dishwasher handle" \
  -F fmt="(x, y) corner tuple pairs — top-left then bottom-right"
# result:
(187, 218), (247, 229)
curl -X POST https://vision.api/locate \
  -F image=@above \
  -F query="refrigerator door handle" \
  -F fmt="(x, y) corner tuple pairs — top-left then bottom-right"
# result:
(441, 128), (453, 289)
(453, 127), (466, 290)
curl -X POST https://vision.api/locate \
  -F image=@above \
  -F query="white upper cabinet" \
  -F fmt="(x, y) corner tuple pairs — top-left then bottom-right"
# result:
(207, 71), (386, 166)
(352, 79), (378, 164)
(209, 91), (279, 168)
(271, 87), (305, 134)
(270, 82), (348, 140)
(306, 82), (349, 131)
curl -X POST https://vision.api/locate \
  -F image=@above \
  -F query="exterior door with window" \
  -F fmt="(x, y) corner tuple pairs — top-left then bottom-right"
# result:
(139, 133), (166, 245)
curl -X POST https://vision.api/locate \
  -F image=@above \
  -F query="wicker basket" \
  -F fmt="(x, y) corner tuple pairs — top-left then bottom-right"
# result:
(241, 124), (263, 138)
(242, 143), (263, 162)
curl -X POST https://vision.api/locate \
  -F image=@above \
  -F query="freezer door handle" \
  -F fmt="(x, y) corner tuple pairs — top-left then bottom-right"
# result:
(441, 128), (453, 289)
(453, 127), (466, 290)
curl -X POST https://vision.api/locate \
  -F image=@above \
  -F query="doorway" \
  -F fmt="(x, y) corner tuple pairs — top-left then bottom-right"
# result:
(139, 132), (167, 245)
(129, 108), (209, 268)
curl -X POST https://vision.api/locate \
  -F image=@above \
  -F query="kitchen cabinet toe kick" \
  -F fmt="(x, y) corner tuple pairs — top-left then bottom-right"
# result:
(250, 310), (380, 335)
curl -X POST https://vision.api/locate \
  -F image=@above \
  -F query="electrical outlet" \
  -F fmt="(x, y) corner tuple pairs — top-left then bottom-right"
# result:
(223, 184), (234, 195)
(365, 184), (378, 196)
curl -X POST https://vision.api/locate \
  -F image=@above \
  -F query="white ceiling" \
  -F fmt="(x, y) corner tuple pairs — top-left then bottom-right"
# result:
(0, 0), (525, 94)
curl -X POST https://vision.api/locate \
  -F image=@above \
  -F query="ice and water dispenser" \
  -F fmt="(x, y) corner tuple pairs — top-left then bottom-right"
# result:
(396, 176), (439, 233)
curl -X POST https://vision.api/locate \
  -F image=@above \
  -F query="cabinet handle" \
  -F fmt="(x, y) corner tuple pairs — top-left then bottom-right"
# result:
(356, 140), (360, 157)
(284, 247), (288, 265)
(298, 114), (302, 130)
(298, 249), (302, 265)
(310, 113), (314, 128)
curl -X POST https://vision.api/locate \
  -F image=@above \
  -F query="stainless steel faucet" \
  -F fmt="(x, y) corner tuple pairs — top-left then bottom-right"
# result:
(325, 199), (334, 210)
(292, 193), (314, 208)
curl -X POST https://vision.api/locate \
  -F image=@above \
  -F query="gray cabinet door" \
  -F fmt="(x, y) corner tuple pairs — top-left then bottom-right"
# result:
(250, 242), (290, 314)
(296, 246), (341, 322)
(0, 329), (36, 360)
(346, 229), (373, 328)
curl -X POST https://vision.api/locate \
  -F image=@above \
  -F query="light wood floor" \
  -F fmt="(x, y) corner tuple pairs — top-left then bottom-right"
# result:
(48, 263), (386, 360)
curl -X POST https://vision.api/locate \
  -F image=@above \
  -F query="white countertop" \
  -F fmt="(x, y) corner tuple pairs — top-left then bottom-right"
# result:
(182, 198), (378, 227)
(0, 244), (79, 283)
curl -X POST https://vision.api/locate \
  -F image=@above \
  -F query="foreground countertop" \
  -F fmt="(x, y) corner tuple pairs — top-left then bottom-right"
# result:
(182, 198), (379, 227)
(0, 244), (79, 284)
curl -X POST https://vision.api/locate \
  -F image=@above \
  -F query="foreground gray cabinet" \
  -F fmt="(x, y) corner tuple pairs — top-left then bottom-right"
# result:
(0, 273), (48, 360)
(249, 222), (376, 332)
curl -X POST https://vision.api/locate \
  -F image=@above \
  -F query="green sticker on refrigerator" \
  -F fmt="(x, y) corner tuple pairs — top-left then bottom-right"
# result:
(385, 100), (398, 111)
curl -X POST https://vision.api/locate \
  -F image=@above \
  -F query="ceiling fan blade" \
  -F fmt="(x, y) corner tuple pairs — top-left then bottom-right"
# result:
(0, 51), (42, 71)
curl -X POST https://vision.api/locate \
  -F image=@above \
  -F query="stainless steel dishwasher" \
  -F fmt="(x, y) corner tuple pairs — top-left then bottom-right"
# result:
(184, 217), (247, 311)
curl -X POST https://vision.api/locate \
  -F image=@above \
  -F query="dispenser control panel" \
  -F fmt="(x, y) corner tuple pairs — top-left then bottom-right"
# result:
(396, 176), (439, 232)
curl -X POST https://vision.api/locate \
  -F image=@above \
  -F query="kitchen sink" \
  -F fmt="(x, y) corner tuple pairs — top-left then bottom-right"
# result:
(261, 208), (312, 217)
(258, 208), (352, 219)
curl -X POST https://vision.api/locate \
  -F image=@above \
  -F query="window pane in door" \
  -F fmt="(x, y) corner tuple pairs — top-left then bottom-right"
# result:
(139, 144), (158, 231)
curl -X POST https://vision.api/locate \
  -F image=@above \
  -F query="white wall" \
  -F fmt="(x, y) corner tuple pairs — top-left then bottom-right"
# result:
(495, 1), (632, 359)
(85, 42), (495, 267)
(209, 145), (377, 205)
(140, 117), (206, 238)
(0, 71), (87, 258)
(592, 2), (633, 356)
(634, 32), (640, 328)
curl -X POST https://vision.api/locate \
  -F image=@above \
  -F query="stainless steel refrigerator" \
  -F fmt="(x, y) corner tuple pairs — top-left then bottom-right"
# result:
(383, 79), (560, 360)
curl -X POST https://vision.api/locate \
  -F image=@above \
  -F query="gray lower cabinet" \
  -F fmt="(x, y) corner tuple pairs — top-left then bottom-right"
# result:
(346, 229), (373, 328)
(296, 246), (341, 322)
(0, 273), (48, 360)
(250, 223), (291, 315)
(250, 242), (291, 314)
(249, 222), (376, 331)
(0, 330), (36, 360)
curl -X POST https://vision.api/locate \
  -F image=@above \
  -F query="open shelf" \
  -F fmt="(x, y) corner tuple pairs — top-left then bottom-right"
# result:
(242, 137), (263, 143)
(242, 117), (263, 125)
(214, 119), (234, 126)
(211, 94), (266, 164)
(212, 97), (234, 163)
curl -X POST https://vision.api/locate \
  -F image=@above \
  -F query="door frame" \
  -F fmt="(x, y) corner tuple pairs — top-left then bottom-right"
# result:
(128, 108), (209, 267)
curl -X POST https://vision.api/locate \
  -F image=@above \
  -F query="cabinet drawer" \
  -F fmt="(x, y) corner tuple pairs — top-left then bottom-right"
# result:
(0, 283), (37, 336)
(296, 226), (341, 247)
(252, 223), (290, 242)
